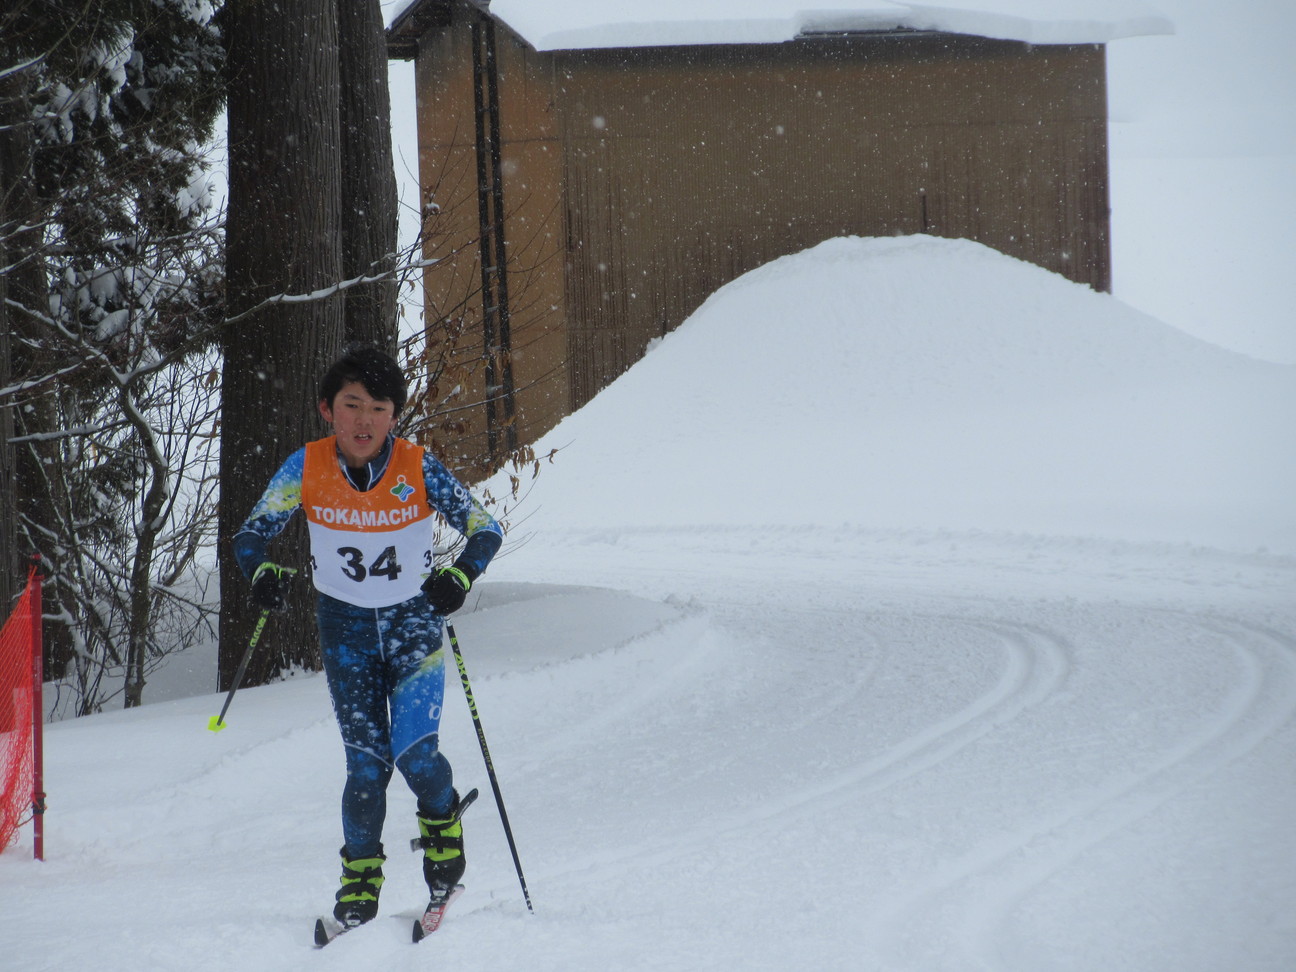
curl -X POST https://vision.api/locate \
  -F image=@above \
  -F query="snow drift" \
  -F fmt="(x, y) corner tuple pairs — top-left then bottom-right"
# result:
(498, 235), (1295, 554)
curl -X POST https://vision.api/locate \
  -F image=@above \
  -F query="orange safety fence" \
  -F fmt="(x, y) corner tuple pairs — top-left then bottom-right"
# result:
(0, 564), (44, 858)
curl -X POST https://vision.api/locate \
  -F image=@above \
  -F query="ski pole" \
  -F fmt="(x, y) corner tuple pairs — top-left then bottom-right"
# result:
(207, 607), (272, 732)
(208, 566), (297, 731)
(446, 622), (534, 913)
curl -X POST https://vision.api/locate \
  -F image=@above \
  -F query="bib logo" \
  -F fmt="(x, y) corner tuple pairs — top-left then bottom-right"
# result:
(390, 476), (416, 502)
(310, 504), (420, 527)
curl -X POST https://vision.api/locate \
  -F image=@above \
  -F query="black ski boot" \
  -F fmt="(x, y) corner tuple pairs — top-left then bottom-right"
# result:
(332, 844), (386, 928)
(412, 789), (478, 899)
(409, 788), (478, 941)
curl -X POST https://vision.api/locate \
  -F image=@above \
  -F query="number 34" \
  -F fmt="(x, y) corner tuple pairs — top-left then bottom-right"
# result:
(337, 545), (402, 582)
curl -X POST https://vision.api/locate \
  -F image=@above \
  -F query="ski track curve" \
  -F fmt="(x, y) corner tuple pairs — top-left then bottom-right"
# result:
(716, 617), (1074, 830)
(534, 612), (1073, 886)
(867, 610), (1296, 971)
(459, 579), (1296, 972)
(501, 610), (719, 775)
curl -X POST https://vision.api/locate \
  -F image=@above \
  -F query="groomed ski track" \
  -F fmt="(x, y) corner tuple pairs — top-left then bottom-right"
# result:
(3, 527), (1292, 971)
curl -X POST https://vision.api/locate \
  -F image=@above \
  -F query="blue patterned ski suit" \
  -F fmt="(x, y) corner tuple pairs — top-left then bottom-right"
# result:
(233, 434), (502, 857)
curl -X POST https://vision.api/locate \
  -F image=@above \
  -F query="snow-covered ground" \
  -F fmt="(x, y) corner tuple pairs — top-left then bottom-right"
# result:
(3, 234), (1292, 971)
(3, 2), (1295, 969)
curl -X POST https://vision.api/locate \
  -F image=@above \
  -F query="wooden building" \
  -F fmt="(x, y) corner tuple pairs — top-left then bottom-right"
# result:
(387, 1), (1160, 471)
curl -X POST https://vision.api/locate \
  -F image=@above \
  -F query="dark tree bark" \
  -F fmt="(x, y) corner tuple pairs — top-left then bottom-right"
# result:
(338, 0), (400, 353)
(0, 65), (71, 671)
(220, 0), (345, 689)
(0, 80), (28, 614)
(0, 67), (30, 614)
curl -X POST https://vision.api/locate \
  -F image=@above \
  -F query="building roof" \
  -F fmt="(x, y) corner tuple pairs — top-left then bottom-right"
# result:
(388, 0), (1172, 57)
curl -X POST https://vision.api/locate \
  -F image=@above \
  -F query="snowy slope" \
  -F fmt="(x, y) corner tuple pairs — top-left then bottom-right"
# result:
(3, 235), (1293, 972)
(1106, 0), (1296, 365)
(498, 236), (1294, 553)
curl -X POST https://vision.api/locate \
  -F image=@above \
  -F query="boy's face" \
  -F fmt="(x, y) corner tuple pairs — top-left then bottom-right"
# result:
(319, 380), (397, 467)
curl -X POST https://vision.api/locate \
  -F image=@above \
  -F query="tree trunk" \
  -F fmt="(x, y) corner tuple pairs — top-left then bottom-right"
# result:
(0, 71), (26, 614)
(220, 0), (344, 689)
(338, 0), (399, 353)
(0, 68), (72, 675)
(121, 385), (169, 709)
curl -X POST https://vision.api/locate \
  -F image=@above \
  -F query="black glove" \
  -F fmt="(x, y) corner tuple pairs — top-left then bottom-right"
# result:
(422, 565), (472, 616)
(250, 561), (292, 611)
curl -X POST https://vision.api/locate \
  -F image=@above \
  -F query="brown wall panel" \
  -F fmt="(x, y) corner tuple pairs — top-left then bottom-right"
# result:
(406, 15), (1112, 456)
(413, 5), (569, 472)
(553, 36), (1109, 408)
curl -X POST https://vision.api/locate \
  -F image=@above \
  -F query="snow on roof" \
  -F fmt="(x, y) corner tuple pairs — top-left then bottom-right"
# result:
(476, 1), (1173, 52)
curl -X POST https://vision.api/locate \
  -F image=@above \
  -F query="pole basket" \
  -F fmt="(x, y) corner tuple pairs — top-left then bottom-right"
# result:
(0, 561), (44, 859)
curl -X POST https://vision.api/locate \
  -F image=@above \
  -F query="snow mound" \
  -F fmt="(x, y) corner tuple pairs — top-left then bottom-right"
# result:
(496, 236), (1296, 553)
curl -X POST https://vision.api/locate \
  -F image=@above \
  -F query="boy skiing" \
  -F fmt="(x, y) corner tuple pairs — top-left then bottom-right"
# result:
(231, 346), (503, 942)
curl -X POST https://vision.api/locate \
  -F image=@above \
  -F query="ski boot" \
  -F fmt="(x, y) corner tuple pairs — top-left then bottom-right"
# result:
(332, 844), (386, 928)
(409, 788), (478, 941)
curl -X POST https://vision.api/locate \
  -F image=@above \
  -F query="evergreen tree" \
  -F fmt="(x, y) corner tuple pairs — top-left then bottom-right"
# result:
(0, 0), (226, 711)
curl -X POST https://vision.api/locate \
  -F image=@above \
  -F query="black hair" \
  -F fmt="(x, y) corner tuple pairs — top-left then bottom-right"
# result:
(318, 346), (408, 414)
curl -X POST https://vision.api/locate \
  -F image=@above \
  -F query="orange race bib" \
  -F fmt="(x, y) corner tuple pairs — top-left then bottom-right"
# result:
(301, 437), (433, 607)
